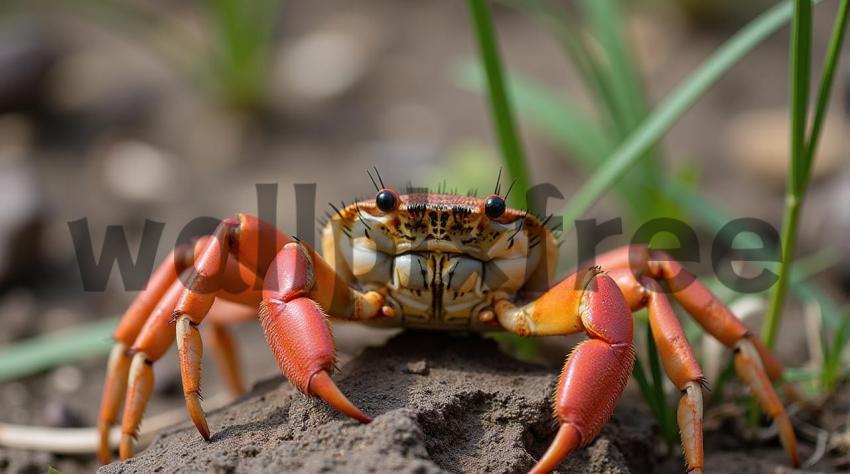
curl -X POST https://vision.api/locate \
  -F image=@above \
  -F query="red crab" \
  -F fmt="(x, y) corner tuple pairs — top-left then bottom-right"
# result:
(97, 173), (799, 473)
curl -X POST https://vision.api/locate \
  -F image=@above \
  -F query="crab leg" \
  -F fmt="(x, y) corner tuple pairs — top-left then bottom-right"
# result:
(497, 268), (635, 474)
(633, 275), (706, 472)
(106, 238), (262, 462)
(96, 245), (192, 464)
(171, 215), (383, 441)
(118, 269), (191, 459)
(605, 245), (800, 468)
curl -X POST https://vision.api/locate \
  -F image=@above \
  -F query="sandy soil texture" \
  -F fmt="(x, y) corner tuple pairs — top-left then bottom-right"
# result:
(98, 332), (657, 474)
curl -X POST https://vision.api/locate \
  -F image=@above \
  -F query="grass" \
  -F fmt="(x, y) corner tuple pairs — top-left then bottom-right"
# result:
(462, 0), (846, 448)
(0, 317), (119, 383)
(467, 0), (532, 210)
(556, 0), (818, 228)
(762, 0), (850, 349)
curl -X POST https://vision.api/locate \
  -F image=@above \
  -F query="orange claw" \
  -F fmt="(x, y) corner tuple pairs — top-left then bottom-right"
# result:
(308, 371), (372, 424)
(529, 424), (580, 474)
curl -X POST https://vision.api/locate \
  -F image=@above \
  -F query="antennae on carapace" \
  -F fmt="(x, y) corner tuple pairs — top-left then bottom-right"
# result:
(373, 166), (386, 189)
(367, 169), (380, 191)
(503, 178), (518, 201)
(494, 167), (503, 195)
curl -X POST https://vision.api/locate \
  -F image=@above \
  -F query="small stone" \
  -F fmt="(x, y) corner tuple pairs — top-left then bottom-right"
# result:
(403, 360), (429, 376)
(272, 14), (380, 110)
(100, 140), (176, 203)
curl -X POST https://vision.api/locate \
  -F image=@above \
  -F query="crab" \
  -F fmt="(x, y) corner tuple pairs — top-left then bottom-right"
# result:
(96, 172), (800, 473)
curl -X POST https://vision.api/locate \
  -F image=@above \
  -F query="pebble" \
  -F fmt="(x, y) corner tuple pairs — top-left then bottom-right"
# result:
(273, 14), (380, 110)
(100, 139), (176, 203)
(403, 360), (429, 376)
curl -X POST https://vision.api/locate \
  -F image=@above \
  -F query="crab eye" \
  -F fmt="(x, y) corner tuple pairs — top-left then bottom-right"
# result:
(375, 189), (398, 212)
(484, 195), (506, 218)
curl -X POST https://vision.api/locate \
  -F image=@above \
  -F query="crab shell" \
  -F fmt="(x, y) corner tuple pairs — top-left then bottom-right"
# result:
(321, 193), (558, 330)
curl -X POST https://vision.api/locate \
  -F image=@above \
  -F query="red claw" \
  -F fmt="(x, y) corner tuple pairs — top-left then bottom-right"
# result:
(529, 424), (580, 474)
(308, 371), (372, 424)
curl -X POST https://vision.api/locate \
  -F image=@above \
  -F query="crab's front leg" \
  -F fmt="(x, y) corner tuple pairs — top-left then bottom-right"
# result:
(172, 215), (384, 438)
(496, 268), (636, 474)
(257, 241), (378, 422)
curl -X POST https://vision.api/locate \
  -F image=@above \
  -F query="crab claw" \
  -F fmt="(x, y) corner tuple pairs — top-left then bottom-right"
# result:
(529, 424), (580, 474)
(259, 242), (372, 424)
(308, 370), (371, 423)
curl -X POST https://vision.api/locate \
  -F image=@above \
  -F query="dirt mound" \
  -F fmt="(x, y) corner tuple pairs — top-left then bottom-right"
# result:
(99, 331), (655, 473)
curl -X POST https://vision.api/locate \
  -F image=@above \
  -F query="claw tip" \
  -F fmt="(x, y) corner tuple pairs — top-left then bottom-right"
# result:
(529, 424), (580, 474)
(308, 370), (372, 424)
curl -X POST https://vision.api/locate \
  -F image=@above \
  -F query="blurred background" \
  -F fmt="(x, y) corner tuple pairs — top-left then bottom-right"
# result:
(0, 0), (848, 472)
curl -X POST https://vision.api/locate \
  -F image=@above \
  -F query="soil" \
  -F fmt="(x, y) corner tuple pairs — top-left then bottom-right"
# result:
(93, 332), (831, 474)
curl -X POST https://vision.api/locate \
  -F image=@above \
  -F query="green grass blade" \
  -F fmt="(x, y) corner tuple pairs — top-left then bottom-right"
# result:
(822, 310), (850, 390)
(663, 178), (842, 327)
(559, 0), (808, 226)
(576, 0), (669, 222)
(763, 0), (814, 349)
(789, 0), (813, 194)
(467, 0), (531, 208)
(455, 65), (673, 223)
(206, 0), (280, 110)
(498, 0), (624, 133)
(0, 317), (119, 382)
(645, 320), (676, 445)
(632, 356), (665, 429)
(803, 0), (849, 181)
(578, 0), (648, 130)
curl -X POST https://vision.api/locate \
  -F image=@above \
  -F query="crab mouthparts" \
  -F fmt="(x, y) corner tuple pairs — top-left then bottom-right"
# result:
(399, 239), (472, 255)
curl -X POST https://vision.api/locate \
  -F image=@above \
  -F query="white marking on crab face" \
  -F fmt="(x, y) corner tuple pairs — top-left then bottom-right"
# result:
(484, 256), (531, 293)
(443, 258), (482, 293)
(393, 253), (428, 290)
(356, 214), (397, 253)
(350, 236), (392, 282)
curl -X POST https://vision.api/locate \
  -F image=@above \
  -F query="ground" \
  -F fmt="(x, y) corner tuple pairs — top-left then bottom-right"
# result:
(91, 332), (833, 474)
